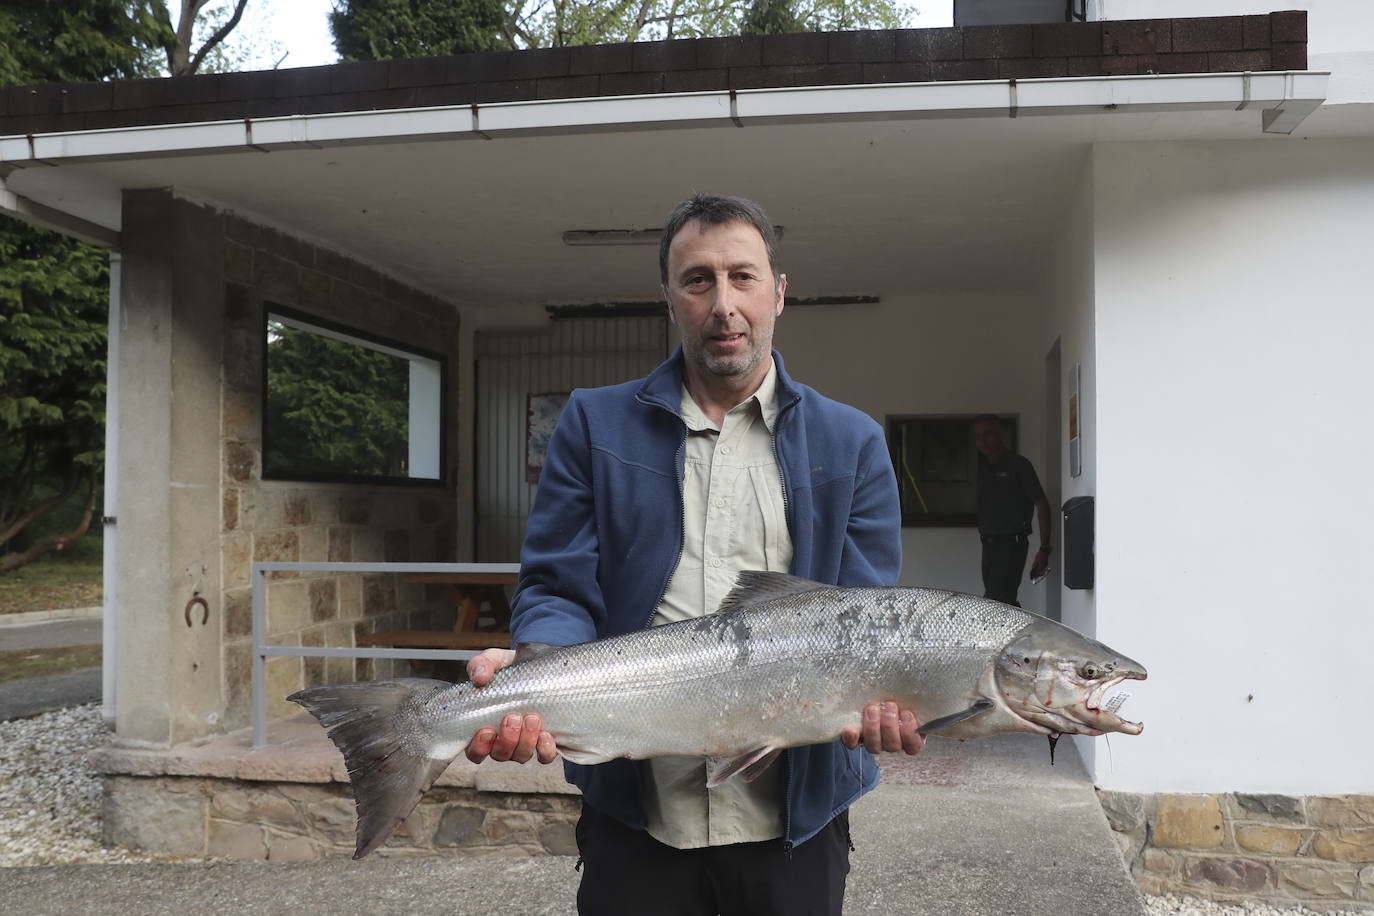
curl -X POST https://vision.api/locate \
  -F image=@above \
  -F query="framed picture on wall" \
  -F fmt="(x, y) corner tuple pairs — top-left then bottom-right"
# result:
(525, 392), (570, 483)
(886, 414), (1018, 527)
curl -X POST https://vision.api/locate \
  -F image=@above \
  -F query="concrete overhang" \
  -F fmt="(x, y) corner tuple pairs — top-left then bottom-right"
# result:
(0, 70), (1333, 305)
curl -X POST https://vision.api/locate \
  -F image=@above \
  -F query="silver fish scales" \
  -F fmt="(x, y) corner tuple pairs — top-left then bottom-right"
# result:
(290, 571), (1146, 858)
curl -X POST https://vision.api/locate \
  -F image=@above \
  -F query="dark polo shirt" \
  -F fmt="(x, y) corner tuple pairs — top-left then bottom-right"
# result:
(977, 452), (1044, 536)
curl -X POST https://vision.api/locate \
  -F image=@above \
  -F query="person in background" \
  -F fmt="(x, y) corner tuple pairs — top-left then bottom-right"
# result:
(464, 193), (925, 915)
(973, 413), (1051, 607)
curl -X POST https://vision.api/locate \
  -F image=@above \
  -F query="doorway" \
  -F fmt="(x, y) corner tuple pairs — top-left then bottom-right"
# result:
(1043, 338), (1063, 622)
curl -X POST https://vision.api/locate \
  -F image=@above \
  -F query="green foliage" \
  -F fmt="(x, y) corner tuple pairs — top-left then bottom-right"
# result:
(0, 1), (164, 571)
(332, 0), (915, 55)
(741, 0), (807, 35)
(513, 0), (911, 45)
(264, 323), (411, 478)
(330, 0), (510, 60)
(0, 0), (170, 85)
(0, 219), (108, 565)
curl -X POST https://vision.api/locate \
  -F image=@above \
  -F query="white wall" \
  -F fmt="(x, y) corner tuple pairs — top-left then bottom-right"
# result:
(1090, 0), (1374, 104)
(774, 288), (1052, 608)
(1090, 138), (1374, 794)
(1044, 154), (1099, 640)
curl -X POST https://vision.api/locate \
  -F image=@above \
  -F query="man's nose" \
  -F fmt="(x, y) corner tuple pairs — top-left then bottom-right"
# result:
(708, 277), (735, 318)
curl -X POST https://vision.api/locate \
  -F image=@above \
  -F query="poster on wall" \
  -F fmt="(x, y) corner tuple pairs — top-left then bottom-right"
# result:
(526, 392), (570, 483)
(1068, 364), (1081, 478)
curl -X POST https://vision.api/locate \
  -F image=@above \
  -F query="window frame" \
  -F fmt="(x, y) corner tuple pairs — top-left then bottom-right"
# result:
(886, 413), (1019, 528)
(260, 303), (449, 488)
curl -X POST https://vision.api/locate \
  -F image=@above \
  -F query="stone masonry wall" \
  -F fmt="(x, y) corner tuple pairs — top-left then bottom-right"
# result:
(217, 207), (463, 731)
(102, 775), (579, 862)
(1101, 790), (1374, 911)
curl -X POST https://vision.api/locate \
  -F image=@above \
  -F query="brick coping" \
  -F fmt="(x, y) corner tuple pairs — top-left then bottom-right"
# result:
(1, 13), (1307, 137)
(89, 711), (578, 796)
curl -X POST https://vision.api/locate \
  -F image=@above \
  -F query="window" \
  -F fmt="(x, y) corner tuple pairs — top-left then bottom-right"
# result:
(262, 305), (446, 485)
(886, 414), (1018, 527)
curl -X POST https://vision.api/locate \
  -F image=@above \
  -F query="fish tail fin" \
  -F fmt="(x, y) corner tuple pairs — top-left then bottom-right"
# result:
(289, 678), (455, 859)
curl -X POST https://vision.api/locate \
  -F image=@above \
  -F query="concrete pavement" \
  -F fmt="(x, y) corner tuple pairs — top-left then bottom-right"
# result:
(0, 734), (1144, 915)
(0, 615), (103, 720)
(0, 610), (1144, 914)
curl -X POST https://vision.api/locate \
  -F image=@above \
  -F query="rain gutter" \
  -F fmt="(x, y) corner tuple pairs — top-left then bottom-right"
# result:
(0, 71), (1329, 176)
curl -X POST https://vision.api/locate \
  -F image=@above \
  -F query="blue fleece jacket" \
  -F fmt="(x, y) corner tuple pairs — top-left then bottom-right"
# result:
(509, 347), (902, 848)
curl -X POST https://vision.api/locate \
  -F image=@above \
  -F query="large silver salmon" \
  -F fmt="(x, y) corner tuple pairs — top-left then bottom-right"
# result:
(290, 572), (1146, 858)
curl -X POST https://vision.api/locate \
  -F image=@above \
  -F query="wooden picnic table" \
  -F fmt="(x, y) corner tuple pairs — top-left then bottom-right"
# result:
(355, 570), (518, 653)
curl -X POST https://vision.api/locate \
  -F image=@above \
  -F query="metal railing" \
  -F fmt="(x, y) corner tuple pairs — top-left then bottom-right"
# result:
(250, 561), (519, 748)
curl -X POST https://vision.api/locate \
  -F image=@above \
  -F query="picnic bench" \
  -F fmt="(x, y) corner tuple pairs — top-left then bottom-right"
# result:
(355, 570), (519, 654)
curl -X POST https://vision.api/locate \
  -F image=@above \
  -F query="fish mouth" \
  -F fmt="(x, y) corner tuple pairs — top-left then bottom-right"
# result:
(1073, 674), (1145, 735)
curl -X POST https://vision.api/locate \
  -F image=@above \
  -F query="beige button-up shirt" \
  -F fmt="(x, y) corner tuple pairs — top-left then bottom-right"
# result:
(641, 362), (794, 849)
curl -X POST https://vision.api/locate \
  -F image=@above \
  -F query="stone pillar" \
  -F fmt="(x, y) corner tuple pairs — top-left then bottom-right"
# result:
(115, 189), (226, 746)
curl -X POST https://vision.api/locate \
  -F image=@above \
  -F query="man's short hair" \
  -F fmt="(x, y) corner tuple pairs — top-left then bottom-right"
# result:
(658, 193), (780, 287)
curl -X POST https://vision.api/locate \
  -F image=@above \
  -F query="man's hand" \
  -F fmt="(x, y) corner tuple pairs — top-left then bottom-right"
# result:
(1029, 547), (1050, 582)
(463, 649), (559, 765)
(841, 701), (925, 756)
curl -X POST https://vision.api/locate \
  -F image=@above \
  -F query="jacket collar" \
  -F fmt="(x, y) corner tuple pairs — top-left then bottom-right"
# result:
(638, 346), (802, 418)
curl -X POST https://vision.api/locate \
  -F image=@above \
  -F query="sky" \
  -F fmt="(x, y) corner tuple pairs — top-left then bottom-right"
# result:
(228, 0), (955, 72)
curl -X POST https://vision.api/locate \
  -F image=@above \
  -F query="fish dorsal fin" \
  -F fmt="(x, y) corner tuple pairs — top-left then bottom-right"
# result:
(716, 571), (826, 614)
(514, 642), (556, 663)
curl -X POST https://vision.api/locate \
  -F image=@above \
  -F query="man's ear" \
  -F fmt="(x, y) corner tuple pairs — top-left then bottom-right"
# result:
(774, 273), (787, 316)
(663, 286), (679, 326)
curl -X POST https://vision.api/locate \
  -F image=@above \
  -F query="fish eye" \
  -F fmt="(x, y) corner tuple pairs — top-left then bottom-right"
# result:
(1078, 662), (1100, 679)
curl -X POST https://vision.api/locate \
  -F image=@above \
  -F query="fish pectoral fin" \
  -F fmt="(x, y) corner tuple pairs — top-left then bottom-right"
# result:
(514, 642), (557, 663)
(555, 743), (617, 766)
(740, 748), (783, 783)
(705, 745), (781, 788)
(915, 698), (996, 736)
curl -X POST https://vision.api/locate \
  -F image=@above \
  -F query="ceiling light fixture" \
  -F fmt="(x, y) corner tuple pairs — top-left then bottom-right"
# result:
(562, 226), (785, 246)
(562, 229), (662, 246)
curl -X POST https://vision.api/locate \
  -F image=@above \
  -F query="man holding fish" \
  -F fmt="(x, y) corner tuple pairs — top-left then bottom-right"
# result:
(289, 194), (1146, 903)
(465, 193), (923, 914)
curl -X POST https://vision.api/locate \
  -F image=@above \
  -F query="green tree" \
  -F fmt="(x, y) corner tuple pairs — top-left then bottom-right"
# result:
(0, 227), (109, 572)
(150, 0), (252, 76)
(0, 0), (169, 84)
(332, 0), (914, 56)
(741, 0), (806, 35)
(330, 0), (509, 61)
(0, 1), (231, 571)
(509, 0), (911, 45)
(264, 322), (410, 478)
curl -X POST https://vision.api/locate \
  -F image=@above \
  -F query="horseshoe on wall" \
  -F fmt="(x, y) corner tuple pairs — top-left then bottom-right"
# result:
(184, 595), (209, 627)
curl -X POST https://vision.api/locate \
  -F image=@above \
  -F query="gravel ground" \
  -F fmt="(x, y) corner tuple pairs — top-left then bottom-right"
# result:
(0, 704), (1366, 914)
(0, 703), (173, 866)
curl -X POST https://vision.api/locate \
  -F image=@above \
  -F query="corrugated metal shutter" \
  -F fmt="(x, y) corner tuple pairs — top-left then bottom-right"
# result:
(474, 316), (668, 561)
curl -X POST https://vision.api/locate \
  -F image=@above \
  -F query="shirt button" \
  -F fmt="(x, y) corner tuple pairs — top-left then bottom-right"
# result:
(714, 498), (726, 508)
(710, 558), (723, 568)
(719, 445), (731, 455)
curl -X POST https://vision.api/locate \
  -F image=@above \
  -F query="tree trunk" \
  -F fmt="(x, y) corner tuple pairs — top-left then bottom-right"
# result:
(0, 475), (98, 574)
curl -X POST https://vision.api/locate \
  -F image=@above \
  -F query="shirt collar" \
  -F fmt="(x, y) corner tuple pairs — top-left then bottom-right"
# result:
(679, 360), (780, 433)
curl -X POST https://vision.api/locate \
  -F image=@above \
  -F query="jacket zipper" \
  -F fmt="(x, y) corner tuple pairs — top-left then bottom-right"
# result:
(636, 390), (687, 630)
(772, 388), (800, 849)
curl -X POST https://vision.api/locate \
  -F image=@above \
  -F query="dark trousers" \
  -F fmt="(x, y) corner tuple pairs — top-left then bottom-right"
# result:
(981, 534), (1029, 607)
(574, 803), (851, 916)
